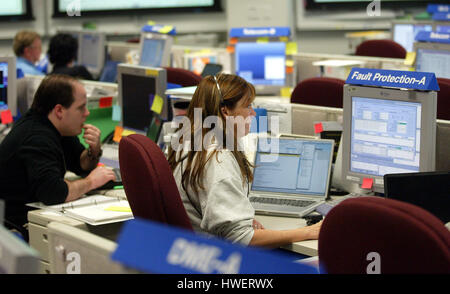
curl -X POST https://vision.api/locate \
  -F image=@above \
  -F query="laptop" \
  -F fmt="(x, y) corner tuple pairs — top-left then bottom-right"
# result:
(384, 171), (450, 223)
(249, 137), (334, 218)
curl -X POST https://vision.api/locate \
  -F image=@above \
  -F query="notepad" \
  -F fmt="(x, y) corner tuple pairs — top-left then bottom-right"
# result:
(27, 195), (133, 225)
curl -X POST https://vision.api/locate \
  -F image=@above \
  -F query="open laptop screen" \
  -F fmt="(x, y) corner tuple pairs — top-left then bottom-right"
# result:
(251, 138), (333, 196)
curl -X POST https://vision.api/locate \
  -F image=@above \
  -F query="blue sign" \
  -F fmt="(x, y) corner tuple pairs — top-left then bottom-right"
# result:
(141, 25), (176, 35)
(111, 218), (318, 274)
(432, 12), (450, 21)
(415, 31), (450, 44)
(346, 68), (439, 91)
(427, 4), (450, 13)
(229, 27), (291, 38)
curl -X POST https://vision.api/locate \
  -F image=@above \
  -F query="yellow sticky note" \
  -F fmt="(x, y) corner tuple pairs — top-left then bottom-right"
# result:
(279, 36), (289, 42)
(151, 95), (164, 114)
(104, 206), (132, 213)
(280, 87), (293, 98)
(122, 129), (137, 137)
(145, 69), (159, 77)
(285, 59), (294, 67)
(404, 51), (416, 66)
(286, 42), (298, 55)
(256, 37), (269, 43)
(159, 25), (174, 34)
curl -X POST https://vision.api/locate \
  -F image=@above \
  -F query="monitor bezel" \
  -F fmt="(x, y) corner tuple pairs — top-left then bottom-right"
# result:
(0, 0), (33, 22)
(0, 56), (17, 117)
(52, 0), (222, 17)
(341, 84), (437, 193)
(138, 32), (173, 68)
(117, 64), (168, 131)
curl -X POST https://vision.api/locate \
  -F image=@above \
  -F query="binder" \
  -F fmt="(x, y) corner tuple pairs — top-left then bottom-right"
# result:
(27, 195), (133, 226)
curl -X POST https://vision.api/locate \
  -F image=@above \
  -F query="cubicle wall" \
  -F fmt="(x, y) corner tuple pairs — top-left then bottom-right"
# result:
(293, 53), (409, 84)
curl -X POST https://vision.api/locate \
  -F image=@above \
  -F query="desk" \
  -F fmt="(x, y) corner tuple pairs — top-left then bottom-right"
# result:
(255, 215), (319, 257)
(27, 188), (126, 274)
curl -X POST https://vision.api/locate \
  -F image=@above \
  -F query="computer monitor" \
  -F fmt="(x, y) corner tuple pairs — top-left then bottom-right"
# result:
(341, 85), (437, 193)
(117, 64), (168, 136)
(0, 225), (40, 274)
(138, 32), (173, 67)
(234, 42), (287, 95)
(0, 199), (4, 226)
(435, 119), (450, 171)
(184, 52), (218, 76)
(79, 31), (106, 77)
(384, 171), (450, 224)
(0, 56), (17, 117)
(391, 21), (433, 52)
(414, 42), (450, 79)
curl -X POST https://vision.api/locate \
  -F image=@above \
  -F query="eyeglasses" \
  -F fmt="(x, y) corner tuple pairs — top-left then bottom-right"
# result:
(213, 75), (224, 105)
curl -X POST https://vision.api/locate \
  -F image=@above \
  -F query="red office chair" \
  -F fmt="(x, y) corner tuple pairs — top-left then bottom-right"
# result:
(437, 78), (450, 120)
(318, 197), (450, 274)
(355, 39), (407, 59)
(118, 134), (193, 231)
(290, 77), (345, 108)
(164, 67), (202, 87)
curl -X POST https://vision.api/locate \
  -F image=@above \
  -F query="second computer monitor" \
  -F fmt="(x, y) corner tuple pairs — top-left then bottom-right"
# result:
(139, 32), (173, 67)
(234, 42), (286, 95)
(414, 42), (450, 79)
(79, 31), (106, 77)
(391, 21), (433, 52)
(0, 56), (17, 116)
(341, 85), (437, 193)
(117, 64), (168, 135)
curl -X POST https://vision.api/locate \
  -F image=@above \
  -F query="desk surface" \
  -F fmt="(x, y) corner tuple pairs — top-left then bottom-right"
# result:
(255, 215), (318, 257)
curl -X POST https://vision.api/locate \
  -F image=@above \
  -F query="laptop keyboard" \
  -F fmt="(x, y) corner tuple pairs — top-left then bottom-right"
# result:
(249, 197), (315, 208)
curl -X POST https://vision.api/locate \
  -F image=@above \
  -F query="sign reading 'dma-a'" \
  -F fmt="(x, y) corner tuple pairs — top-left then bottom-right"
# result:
(415, 31), (450, 44)
(111, 218), (317, 274)
(427, 4), (450, 13)
(432, 12), (450, 22)
(229, 27), (291, 38)
(346, 68), (439, 91)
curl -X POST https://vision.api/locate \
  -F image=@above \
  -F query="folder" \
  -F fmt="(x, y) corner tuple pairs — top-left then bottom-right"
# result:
(27, 195), (133, 225)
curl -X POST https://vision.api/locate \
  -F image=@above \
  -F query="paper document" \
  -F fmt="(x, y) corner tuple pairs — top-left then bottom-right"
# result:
(27, 194), (133, 225)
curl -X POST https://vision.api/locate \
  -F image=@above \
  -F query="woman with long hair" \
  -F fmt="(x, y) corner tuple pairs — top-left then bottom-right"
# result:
(168, 74), (322, 248)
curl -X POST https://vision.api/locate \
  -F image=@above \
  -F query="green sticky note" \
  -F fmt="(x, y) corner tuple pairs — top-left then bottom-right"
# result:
(151, 95), (164, 114)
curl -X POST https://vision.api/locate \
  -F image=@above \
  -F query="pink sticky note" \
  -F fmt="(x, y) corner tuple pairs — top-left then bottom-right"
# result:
(1, 110), (13, 124)
(362, 178), (374, 189)
(314, 123), (323, 134)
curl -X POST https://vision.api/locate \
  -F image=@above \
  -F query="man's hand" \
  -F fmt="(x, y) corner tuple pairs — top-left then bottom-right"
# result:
(82, 124), (101, 156)
(86, 166), (116, 190)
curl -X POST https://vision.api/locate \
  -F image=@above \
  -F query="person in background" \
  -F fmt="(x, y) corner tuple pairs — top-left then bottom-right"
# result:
(48, 33), (94, 80)
(13, 30), (45, 76)
(168, 74), (322, 248)
(0, 74), (115, 241)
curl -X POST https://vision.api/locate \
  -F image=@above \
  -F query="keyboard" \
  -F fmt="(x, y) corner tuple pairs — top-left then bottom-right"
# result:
(315, 193), (364, 216)
(96, 168), (122, 190)
(249, 197), (315, 208)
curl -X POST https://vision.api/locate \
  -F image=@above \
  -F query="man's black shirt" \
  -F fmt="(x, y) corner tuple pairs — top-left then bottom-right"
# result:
(0, 110), (86, 239)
